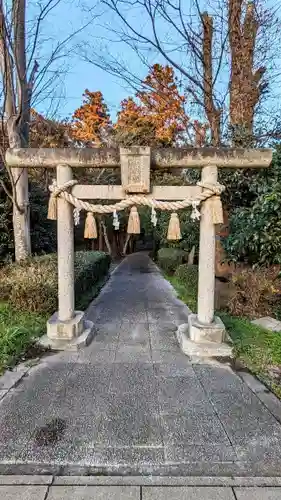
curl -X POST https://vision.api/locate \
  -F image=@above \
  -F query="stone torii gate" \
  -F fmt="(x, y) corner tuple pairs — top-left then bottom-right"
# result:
(6, 147), (272, 357)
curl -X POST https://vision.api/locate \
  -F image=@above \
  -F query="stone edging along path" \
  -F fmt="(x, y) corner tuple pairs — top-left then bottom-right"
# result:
(3, 475), (281, 486)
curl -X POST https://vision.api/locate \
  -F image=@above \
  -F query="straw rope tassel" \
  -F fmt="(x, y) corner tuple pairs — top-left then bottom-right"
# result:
(167, 212), (181, 241)
(211, 195), (224, 224)
(84, 212), (98, 239)
(47, 194), (57, 220)
(127, 206), (140, 234)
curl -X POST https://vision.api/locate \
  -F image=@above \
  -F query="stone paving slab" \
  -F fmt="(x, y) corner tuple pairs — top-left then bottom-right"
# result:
(6, 475), (281, 487)
(158, 375), (213, 413)
(4, 484), (281, 499)
(234, 487), (281, 499)
(161, 409), (231, 446)
(142, 487), (235, 499)
(96, 410), (163, 447)
(1, 254), (281, 477)
(164, 443), (236, 463)
(0, 475), (53, 485)
(89, 446), (165, 467)
(51, 476), (281, 486)
(0, 368), (27, 390)
(77, 348), (116, 364)
(0, 389), (8, 400)
(194, 364), (281, 450)
(0, 485), (48, 499)
(47, 485), (140, 500)
(115, 343), (152, 363)
(252, 316), (281, 332)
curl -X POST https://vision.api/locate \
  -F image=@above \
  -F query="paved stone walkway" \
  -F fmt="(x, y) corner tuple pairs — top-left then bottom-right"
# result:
(3, 482), (281, 500)
(1, 253), (281, 486)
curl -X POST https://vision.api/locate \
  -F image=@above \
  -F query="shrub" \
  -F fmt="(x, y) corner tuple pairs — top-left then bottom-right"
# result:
(0, 251), (111, 314)
(168, 264), (198, 312)
(0, 254), (57, 313)
(74, 251), (111, 305)
(175, 263), (199, 288)
(223, 147), (281, 266)
(227, 267), (281, 319)
(157, 247), (188, 274)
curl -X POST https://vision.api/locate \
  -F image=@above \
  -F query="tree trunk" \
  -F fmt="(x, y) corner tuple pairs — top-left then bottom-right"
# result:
(98, 218), (103, 251)
(101, 221), (112, 255)
(7, 121), (31, 261)
(123, 234), (131, 256)
(188, 246), (195, 265)
(228, 0), (263, 144)
(12, 168), (31, 260)
(2, 0), (31, 261)
(112, 230), (118, 259)
(202, 12), (222, 145)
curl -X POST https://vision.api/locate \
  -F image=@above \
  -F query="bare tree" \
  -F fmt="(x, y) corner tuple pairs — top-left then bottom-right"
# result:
(82, 0), (281, 146)
(0, 0), (97, 261)
(228, 0), (273, 144)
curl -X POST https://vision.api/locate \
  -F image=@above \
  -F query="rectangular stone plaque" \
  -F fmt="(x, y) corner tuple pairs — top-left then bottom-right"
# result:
(120, 147), (151, 194)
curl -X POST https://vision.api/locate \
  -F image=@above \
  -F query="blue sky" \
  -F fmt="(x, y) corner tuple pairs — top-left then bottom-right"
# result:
(33, 0), (136, 121)
(33, 0), (281, 123)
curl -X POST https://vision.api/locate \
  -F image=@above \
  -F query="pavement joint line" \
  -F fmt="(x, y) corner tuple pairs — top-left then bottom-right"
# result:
(43, 482), (52, 500)
(232, 487), (238, 500)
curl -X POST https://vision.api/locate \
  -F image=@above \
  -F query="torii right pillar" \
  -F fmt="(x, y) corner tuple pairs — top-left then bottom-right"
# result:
(176, 148), (273, 358)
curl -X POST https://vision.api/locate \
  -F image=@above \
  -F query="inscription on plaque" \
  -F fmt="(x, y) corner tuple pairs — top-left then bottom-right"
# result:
(120, 147), (151, 194)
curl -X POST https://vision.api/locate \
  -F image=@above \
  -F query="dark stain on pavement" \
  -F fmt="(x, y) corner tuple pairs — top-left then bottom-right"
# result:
(34, 417), (66, 446)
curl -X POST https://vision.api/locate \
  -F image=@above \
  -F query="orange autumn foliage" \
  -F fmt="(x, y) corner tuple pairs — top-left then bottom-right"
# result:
(71, 90), (111, 146)
(30, 109), (69, 148)
(115, 97), (157, 146)
(115, 64), (189, 146)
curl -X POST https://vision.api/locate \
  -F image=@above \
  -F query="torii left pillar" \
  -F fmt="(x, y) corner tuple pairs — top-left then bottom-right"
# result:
(45, 164), (94, 350)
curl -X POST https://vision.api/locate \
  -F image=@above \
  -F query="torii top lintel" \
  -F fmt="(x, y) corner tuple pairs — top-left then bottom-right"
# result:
(6, 146), (272, 169)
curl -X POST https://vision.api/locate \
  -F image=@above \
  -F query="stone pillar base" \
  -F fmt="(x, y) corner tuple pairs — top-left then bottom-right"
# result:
(177, 315), (233, 359)
(189, 313), (226, 343)
(39, 311), (94, 351)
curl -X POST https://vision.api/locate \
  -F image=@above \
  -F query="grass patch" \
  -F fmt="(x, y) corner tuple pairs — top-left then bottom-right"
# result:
(0, 302), (47, 373)
(0, 251), (111, 374)
(220, 312), (281, 398)
(162, 264), (281, 399)
(166, 273), (197, 312)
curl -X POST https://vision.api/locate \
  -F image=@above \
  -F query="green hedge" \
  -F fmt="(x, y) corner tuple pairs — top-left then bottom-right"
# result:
(0, 251), (111, 314)
(157, 247), (188, 274)
(74, 251), (111, 310)
(175, 264), (198, 289)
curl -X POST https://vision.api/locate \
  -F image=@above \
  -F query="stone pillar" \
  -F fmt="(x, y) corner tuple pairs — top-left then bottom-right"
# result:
(177, 165), (231, 357)
(197, 165), (217, 325)
(45, 164), (94, 350)
(57, 165), (75, 321)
